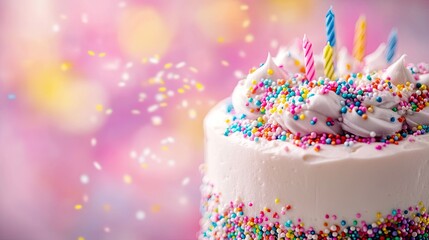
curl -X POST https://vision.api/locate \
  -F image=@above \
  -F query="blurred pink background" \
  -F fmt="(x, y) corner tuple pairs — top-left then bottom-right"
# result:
(1, 0), (428, 239)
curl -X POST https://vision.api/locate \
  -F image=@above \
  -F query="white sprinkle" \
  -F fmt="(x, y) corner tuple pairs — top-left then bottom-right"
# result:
(91, 138), (97, 147)
(370, 131), (376, 138)
(167, 160), (176, 167)
(122, 72), (130, 81)
(104, 227), (111, 233)
(188, 109), (197, 119)
(149, 57), (159, 64)
(138, 93), (147, 102)
(147, 104), (159, 113)
(238, 50), (246, 58)
(136, 210), (146, 220)
(155, 93), (165, 102)
(118, 82), (126, 87)
(81, 13), (88, 23)
(151, 116), (162, 126)
(105, 109), (113, 115)
(52, 24), (60, 32)
(131, 109), (141, 115)
(181, 177), (190, 186)
(175, 62), (186, 69)
(234, 70), (244, 79)
(181, 100), (188, 108)
(80, 174), (90, 184)
(130, 150), (137, 159)
(125, 62), (134, 68)
(93, 161), (102, 170)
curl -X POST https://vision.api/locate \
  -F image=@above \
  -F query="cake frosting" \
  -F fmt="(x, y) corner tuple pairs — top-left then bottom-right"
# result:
(200, 33), (429, 239)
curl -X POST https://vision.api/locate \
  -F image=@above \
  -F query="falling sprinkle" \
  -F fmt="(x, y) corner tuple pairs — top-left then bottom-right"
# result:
(188, 109), (197, 119)
(88, 50), (95, 56)
(80, 174), (90, 185)
(175, 62), (186, 69)
(105, 109), (113, 115)
(7, 93), (16, 100)
(177, 88), (185, 94)
(52, 23), (60, 32)
(81, 13), (88, 23)
(167, 160), (176, 167)
(245, 34), (254, 43)
(195, 82), (205, 91)
(151, 116), (162, 126)
(103, 204), (111, 212)
(74, 204), (83, 210)
(123, 174), (133, 184)
(95, 104), (104, 112)
(242, 19), (250, 28)
(122, 72), (130, 81)
(98, 52), (106, 57)
(77, 237), (85, 240)
(90, 138), (97, 147)
(181, 177), (190, 186)
(221, 60), (229, 67)
(240, 4), (249, 10)
(93, 161), (102, 170)
(164, 63), (173, 69)
(136, 210), (146, 220)
(61, 62), (71, 71)
(104, 227), (111, 233)
(147, 104), (159, 113)
(151, 204), (161, 213)
(217, 37), (225, 43)
(189, 66), (199, 73)
(131, 109), (141, 115)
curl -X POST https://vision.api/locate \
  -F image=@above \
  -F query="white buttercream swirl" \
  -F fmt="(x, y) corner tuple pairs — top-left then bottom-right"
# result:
(364, 43), (388, 73)
(341, 91), (402, 137)
(382, 55), (415, 85)
(274, 90), (342, 135)
(232, 53), (288, 119)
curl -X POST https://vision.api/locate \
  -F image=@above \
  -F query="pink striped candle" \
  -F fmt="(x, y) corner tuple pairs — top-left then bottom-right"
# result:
(303, 35), (315, 80)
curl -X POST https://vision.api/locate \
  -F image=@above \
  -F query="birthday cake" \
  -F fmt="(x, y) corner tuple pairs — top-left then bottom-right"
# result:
(200, 9), (429, 240)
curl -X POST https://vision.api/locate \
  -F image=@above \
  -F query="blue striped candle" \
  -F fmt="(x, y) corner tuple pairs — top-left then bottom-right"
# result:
(325, 6), (336, 48)
(386, 29), (397, 63)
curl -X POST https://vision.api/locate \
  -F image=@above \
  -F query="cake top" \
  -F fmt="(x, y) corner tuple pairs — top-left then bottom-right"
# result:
(225, 24), (429, 150)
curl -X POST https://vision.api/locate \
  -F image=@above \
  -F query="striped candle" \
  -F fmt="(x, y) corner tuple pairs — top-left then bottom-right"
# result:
(302, 35), (315, 81)
(386, 29), (397, 63)
(323, 42), (334, 80)
(325, 6), (336, 48)
(353, 15), (366, 62)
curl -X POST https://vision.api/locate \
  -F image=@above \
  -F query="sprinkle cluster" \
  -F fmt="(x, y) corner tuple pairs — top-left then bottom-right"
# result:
(225, 62), (429, 149)
(200, 181), (429, 240)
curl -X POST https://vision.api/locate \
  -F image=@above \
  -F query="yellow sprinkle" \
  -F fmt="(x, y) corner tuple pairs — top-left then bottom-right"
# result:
(195, 82), (204, 91)
(183, 84), (191, 90)
(240, 4), (249, 10)
(151, 204), (161, 213)
(103, 203), (111, 212)
(244, 34), (254, 43)
(87, 50), (95, 56)
(158, 87), (167, 92)
(98, 52), (106, 57)
(294, 59), (301, 66)
(266, 68), (274, 75)
(221, 60), (229, 66)
(249, 68), (256, 74)
(275, 198), (280, 204)
(161, 145), (169, 151)
(164, 63), (173, 69)
(159, 102), (168, 107)
(376, 212), (382, 219)
(74, 204), (83, 210)
(177, 88), (185, 94)
(140, 163), (148, 169)
(123, 174), (132, 184)
(60, 62), (71, 71)
(299, 114), (305, 120)
(96, 104), (104, 112)
(141, 58), (148, 64)
(217, 37), (224, 43)
(357, 73), (363, 78)
(225, 119), (231, 123)
(77, 237), (85, 240)
(242, 19), (250, 28)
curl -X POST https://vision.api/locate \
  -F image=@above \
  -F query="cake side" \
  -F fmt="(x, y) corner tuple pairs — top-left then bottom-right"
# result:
(200, 99), (429, 239)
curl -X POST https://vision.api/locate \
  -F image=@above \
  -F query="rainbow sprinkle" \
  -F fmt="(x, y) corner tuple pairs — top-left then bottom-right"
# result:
(224, 62), (429, 150)
(200, 181), (429, 239)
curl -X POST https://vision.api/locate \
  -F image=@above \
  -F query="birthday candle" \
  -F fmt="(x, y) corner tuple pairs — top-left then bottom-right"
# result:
(302, 35), (315, 81)
(386, 29), (397, 63)
(323, 42), (334, 80)
(325, 6), (336, 48)
(353, 15), (366, 62)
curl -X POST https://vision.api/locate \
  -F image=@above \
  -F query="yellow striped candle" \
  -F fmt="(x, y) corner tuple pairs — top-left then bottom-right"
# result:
(323, 42), (334, 80)
(353, 15), (366, 62)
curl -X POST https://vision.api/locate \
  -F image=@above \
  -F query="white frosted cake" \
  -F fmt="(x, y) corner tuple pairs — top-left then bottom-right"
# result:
(200, 41), (429, 239)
